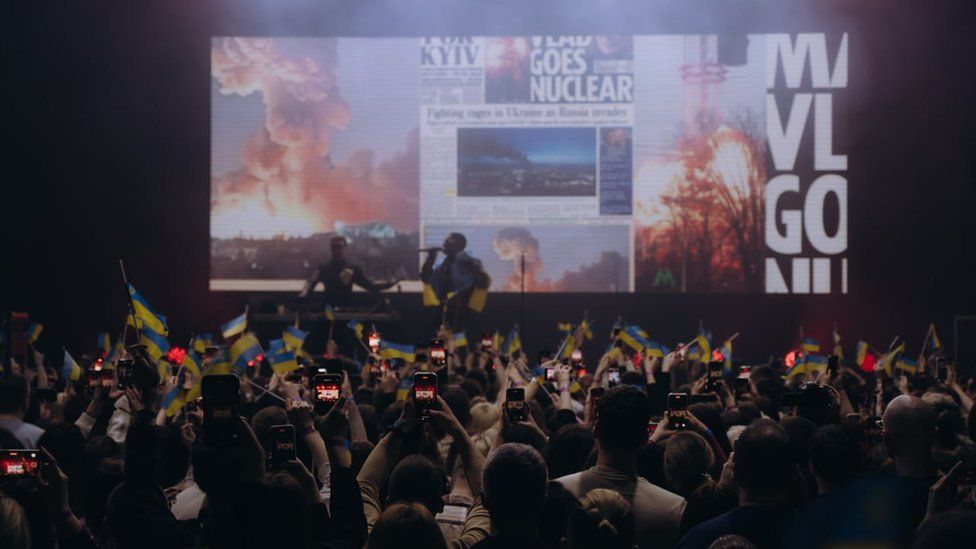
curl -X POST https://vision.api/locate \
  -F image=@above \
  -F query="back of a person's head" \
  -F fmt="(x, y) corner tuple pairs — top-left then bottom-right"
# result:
(545, 424), (596, 479)
(267, 470), (314, 545)
(780, 415), (817, 469)
(922, 391), (963, 448)
(539, 481), (576, 548)
(733, 418), (793, 495)
(250, 405), (287, 449)
(913, 509), (976, 549)
(350, 440), (375, 475)
(500, 422), (547, 452)
(38, 424), (85, 474)
(664, 431), (715, 496)
(84, 457), (124, 538)
(0, 495), (31, 549)
(388, 454), (447, 515)
(883, 395), (936, 451)
(595, 386), (651, 454)
(469, 401), (499, 434)
(709, 534), (759, 549)
(441, 388), (471, 430)
(567, 488), (635, 549)
(459, 379), (485, 400)
(0, 375), (28, 415)
(367, 502), (447, 549)
(809, 424), (862, 487)
(483, 443), (548, 533)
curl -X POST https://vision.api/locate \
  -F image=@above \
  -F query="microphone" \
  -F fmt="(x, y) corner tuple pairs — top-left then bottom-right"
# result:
(418, 247), (442, 253)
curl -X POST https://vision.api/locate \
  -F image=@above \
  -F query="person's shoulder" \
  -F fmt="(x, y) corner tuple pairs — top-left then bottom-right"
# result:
(553, 470), (587, 494)
(636, 475), (686, 503)
(21, 421), (44, 436)
(678, 509), (736, 549)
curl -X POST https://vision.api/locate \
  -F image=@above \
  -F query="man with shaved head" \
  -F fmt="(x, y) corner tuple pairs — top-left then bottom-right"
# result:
(881, 394), (939, 540)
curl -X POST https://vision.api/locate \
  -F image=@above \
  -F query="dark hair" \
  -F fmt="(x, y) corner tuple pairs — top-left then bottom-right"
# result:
(539, 481), (576, 548)
(733, 419), (793, 494)
(459, 379), (485, 400)
(250, 406), (288, 451)
(808, 424), (862, 485)
(0, 375), (28, 414)
(780, 415), (818, 470)
(84, 457), (125, 538)
(350, 440), (375, 476)
(595, 386), (651, 453)
(689, 402), (731, 455)
(387, 454), (447, 515)
(483, 443), (548, 534)
(441, 389), (471, 430)
(544, 424), (596, 479)
(664, 431), (714, 497)
(447, 232), (467, 250)
(368, 503), (446, 549)
(500, 423), (547, 453)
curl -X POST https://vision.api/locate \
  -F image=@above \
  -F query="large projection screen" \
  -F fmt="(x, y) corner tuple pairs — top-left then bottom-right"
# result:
(210, 34), (848, 294)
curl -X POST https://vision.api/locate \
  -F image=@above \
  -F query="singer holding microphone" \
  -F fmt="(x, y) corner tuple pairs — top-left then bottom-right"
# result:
(420, 232), (490, 331)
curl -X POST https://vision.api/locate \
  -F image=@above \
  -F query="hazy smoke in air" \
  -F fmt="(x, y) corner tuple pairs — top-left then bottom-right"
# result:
(458, 132), (529, 163)
(492, 227), (549, 291)
(210, 37), (418, 239)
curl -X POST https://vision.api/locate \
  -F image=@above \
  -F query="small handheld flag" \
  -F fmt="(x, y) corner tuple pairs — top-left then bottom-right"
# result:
(221, 311), (248, 339)
(801, 338), (820, 353)
(62, 350), (82, 381)
(267, 349), (300, 376)
(97, 333), (111, 354)
(229, 332), (263, 375)
(127, 283), (169, 335)
(283, 325), (308, 351)
(140, 325), (171, 361)
(325, 305), (336, 322)
(379, 341), (416, 363)
(453, 331), (468, 348)
(27, 322), (44, 344)
(348, 320), (364, 339)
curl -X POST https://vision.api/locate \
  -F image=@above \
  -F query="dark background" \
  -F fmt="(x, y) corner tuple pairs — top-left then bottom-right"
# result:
(2, 0), (974, 365)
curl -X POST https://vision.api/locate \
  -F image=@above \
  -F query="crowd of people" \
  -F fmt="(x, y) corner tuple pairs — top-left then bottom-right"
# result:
(1, 322), (975, 548)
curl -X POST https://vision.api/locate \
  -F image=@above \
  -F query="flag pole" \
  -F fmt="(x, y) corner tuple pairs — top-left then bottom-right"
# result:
(119, 259), (141, 346)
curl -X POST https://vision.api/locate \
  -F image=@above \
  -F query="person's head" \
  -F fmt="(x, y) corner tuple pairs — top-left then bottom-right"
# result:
(544, 424), (596, 479)
(780, 415), (817, 471)
(708, 534), (758, 549)
(250, 406), (288, 451)
(922, 391), (963, 449)
(441, 388), (471, 431)
(0, 495), (30, 549)
(808, 424), (862, 493)
(387, 454), (447, 515)
(594, 386), (651, 456)
(664, 431), (715, 497)
(482, 443), (548, 535)
(500, 422), (547, 453)
(469, 401), (499, 434)
(566, 488), (635, 549)
(0, 375), (29, 416)
(367, 503), (446, 549)
(84, 457), (124, 538)
(882, 395), (936, 462)
(732, 419), (794, 501)
(330, 236), (348, 260)
(442, 233), (467, 256)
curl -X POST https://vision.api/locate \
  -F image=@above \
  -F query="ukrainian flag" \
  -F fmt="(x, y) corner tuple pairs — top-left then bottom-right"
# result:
(206, 349), (232, 376)
(895, 356), (918, 375)
(161, 385), (185, 417)
(560, 334), (577, 359)
(689, 333), (712, 362)
(348, 320), (364, 339)
(925, 323), (942, 355)
(106, 341), (124, 364)
(492, 331), (503, 351)
(229, 332), (262, 375)
(619, 325), (650, 352)
(182, 349), (202, 378)
(422, 283), (440, 307)
(97, 333), (111, 354)
(453, 331), (468, 348)
(557, 322), (573, 333)
(580, 319), (594, 340)
(784, 361), (806, 379)
(395, 375), (414, 401)
(127, 283), (169, 335)
(283, 325), (307, 351)
(379, 341), (416, 362)
(267, 349), (300, 376)
(501, 329), (521, 357)
(192, 334), (214, 354)
(325, 305), (336, 322)
(804, 354), (828, 374)
(801, 337), (820, 353)
(646, 340), (669, 359)
(62, 349), (82, 381)
(267, 338), (285, 355)
(832, 329), (843, 360)
(27, 322), (44, 344)
(140, 325), (170, 361)
(721, 338), (734, 371)
(855, 341), (870, 367)
(876, 342), (905, 377)
(221, 311), (248, 339)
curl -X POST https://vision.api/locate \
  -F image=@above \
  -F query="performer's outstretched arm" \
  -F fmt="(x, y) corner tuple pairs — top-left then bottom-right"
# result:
(299, 269), (321, 298)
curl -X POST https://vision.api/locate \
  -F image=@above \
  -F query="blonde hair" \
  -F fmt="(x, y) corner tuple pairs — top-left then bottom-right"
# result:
(0, 496), (31, 549)
(567, 488), (634, 548)
(469, 401), (499, 434)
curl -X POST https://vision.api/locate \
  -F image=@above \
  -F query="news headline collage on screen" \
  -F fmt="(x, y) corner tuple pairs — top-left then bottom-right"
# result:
(210, 33), (848, 294)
